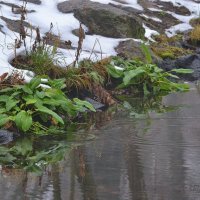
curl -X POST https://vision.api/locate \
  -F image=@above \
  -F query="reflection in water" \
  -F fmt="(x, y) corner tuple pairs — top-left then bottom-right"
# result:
(1, 84), (200, 199)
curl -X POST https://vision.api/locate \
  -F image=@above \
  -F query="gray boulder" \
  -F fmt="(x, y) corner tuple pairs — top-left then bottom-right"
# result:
(0, 130), (14, 144)
(57, 0), (145, 39)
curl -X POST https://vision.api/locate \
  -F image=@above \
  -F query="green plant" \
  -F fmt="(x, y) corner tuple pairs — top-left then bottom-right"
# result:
(107, 57), (193, 96)
(0, 76), (95, 134)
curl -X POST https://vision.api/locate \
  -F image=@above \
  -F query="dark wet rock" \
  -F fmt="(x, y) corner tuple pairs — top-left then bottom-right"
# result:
(58, 0), (145, 39)
(0, 130), (14, 144)
(85, 97), (105, 110)
(158, 54), (200, 81)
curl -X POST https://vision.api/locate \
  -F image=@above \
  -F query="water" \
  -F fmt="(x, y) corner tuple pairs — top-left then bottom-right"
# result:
(1, 84), (200, 200)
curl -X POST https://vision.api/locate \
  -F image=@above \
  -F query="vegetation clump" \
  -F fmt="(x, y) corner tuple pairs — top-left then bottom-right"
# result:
(189, 25), (200, 45)
(152, 46), (191, 59)
(0, 76), (95, 134)
(107, 57), (192, 96)
(189, 17), (200, 27)
(151, 34), (192, 59)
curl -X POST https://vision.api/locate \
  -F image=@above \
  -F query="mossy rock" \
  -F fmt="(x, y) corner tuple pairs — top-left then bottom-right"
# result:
(153, 34), (183, 45)
(152, 45), (192, 60)
(151, 34), (192, 60)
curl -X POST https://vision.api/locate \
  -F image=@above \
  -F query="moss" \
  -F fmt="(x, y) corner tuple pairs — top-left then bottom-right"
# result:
(151, 34), (192, 60)
(152, 46), (192, 60)
(153, 34), (183, 44)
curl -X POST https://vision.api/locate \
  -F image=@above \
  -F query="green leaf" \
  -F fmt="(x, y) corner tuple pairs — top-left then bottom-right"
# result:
(36, 104), (64, 124)
(29, 77), (42, 90)
(170, 68), (194, 74)
(73, 98), (96, 112)
(0, 114), (10, 126)
(15, 110), (33, 132)
(23, 95), (37, 105)
(141, 43), (152, 64)
(48, 78), (66, 89)
(123, 68), (145, 85)
(165, 72), (180, 79)
(0, 87), (15, 93)
(36, 91), (45, 99)
(22, 85), (33, 94)
(0, 95), (9, 102)
(6, 98), (19, 111)
(107, 64), (124, 78)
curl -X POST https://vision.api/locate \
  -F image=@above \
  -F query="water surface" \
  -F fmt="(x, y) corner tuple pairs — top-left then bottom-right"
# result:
(1, 84), (200, 200)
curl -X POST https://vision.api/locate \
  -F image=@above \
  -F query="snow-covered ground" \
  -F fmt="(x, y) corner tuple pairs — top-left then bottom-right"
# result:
(0, 0), (199, 79)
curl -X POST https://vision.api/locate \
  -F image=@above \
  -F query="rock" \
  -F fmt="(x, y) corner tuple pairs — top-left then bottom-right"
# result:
(0, 16), (32, 33)
(85, 97), (105, 110)
(155, 1), (191, 16)
(0, 1), (20, 9)
(58, 0), (145, 39)
(0, 130), (14, 144)
(115, 39), (159, 62)
(57, 0), (88, 13)
(158, 54), (200, 81)
(20, 0), (41, 4)
(115, 39), (145, 60)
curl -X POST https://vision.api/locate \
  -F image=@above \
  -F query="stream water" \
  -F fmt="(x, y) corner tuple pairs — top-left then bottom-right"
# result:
(1, 84), (200, 200)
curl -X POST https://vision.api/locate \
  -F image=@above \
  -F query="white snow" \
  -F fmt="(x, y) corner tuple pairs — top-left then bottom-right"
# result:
(0, 0), (199, 78)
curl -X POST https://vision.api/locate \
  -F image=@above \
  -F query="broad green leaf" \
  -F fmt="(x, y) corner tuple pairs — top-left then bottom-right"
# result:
(22, 85), (33, 94)
(107, 64), (124, 78)
(23, 95), (37, 105)
(165, 72), (180, 79)
(48, 78), (66, 89)
(29, 77), (41, 90)
(36, 91), (45, 99)
(0, 87), (15, 93)
(73, 98), (96, 112)
(170, 68), (194, 74)
(36, 104), (64, 124)
(0, 114), (10, 126)
(6, 98), (19, 111)
(15, 110), (33, 132)
(123, 68), (145, 85)
(0, 95), (9, 102)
